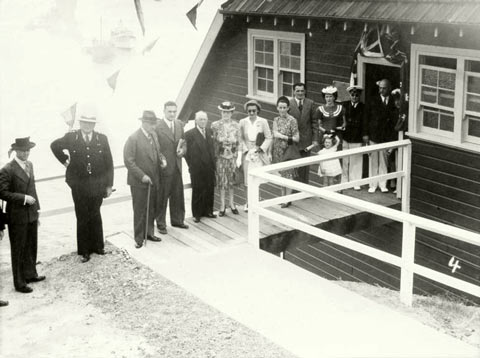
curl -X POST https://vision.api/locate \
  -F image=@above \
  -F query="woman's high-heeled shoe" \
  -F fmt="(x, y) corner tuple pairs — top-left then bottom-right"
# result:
(230, 206), (239, 215)
(219, 207), (226, 217)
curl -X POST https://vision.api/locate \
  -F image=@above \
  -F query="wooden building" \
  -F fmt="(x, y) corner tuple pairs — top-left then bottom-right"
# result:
(177, 0), (480, 299)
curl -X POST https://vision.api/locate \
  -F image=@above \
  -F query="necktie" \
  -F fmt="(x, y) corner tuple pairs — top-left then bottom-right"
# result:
(24, 162), (31, 177)
(200, 128), (206, 138)
(85, 134), (90, 145)
(298, 100), (303, 112)
(170, 122), (174, 135)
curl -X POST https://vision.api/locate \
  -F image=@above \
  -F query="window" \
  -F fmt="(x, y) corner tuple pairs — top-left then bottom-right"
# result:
(410, 45), (480, 151)
(248, 29), (305, 103)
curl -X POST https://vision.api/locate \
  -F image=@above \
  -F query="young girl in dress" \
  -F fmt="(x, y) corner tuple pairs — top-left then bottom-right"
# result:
(317, 133), (342, 186)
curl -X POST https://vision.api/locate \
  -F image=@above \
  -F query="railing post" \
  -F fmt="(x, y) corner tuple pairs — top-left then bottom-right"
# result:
(400, 221), (416, 306)
(396, 132), (404, 199)
(401, 141), (411, 214)
(247, 173), (261, 247)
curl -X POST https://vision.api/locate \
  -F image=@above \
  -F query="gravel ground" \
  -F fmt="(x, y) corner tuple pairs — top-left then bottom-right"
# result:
(337, 281), (480, 348)
(0, 243), (295, 358)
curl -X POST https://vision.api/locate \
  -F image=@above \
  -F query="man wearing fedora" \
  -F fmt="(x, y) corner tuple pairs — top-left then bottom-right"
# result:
(154, 101), (188, 235)
(51, 103), (114, 263)
(124, 110), (167, 248)
(0, 137), (45, 293)
(342, 85), (367, 190)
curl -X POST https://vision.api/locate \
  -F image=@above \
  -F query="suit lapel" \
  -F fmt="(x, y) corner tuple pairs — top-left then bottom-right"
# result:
(11, 160), (30, 183)
(160, 120), (175, 141)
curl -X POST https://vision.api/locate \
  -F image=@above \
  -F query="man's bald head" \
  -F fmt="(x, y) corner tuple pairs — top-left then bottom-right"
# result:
(378, 79), (391, 97)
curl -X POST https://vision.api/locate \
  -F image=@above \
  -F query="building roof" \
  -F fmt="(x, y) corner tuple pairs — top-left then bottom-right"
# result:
(221, 0), (480, 26)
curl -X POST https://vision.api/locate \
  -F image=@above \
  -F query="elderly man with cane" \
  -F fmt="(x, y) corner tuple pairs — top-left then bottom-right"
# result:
(124, 110), (167, 248)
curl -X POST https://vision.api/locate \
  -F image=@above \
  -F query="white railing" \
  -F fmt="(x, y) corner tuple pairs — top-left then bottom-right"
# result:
(247, 140), (480, 306)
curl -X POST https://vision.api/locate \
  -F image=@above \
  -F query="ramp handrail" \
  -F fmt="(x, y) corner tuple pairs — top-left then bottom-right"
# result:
(247, 140), (480, 306)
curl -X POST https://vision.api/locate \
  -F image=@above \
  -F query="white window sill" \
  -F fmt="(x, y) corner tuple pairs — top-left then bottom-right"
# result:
(245, 93), (278, 106)
(407, 132), (480, 154)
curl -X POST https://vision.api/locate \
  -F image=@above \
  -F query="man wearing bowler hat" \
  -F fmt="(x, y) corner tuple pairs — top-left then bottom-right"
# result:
(51, 102), (114, 263)
(124, 110), (167, 248)
(342, 85), (367, 190)
(0, 137), (45, 293)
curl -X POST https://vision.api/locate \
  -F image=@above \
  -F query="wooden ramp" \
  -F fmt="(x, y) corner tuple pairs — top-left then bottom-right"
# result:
(109, 188), (400, 257)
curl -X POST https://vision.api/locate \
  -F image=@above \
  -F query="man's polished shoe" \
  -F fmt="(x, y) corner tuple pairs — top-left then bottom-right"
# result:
(230, 206), (239, 215)
(194, 217), (201, 223)
(172, 223), (189, 229)
(0, 300), (8, 307)
(81, 254), (90, 263)
(158, 227), (168, 235)
(205, 213), (217, 218)
(16, 286), (33, 293)
(380, 187), (389, 193)
(135, 242), (143, 249)
(147, 235), (162, 242)
(26, 275), (46, 283)
(368, 187), (376, 193)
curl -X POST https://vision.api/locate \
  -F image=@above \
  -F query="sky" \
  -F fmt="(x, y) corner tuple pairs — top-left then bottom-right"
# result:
(0, 0), (225, 177)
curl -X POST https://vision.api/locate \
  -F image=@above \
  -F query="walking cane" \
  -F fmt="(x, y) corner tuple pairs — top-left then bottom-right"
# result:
(143, 183), (152, 247)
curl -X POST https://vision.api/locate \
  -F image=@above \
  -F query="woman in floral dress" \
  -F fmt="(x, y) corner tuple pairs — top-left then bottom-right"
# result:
(272, 96), (299, 208)
(211, 101), (241, 216)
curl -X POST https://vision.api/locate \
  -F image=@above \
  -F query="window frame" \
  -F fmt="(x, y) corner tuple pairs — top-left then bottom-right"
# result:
(409, 44), (480, 153)
(247, 29), (305, 105)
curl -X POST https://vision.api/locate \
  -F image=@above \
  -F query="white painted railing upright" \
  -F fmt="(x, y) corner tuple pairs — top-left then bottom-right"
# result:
(400, 222), (416, 306)
(247, 175), (261, 247)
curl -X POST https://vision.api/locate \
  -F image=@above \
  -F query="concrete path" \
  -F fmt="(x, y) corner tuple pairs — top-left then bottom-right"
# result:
(110, 232), (479, 358)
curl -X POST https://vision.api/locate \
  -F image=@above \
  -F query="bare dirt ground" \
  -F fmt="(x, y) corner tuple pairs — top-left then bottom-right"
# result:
(0, 243), (295, 358)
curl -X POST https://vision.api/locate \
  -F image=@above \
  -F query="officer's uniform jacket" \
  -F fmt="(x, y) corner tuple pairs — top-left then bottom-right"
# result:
(51, 130), (114, 197)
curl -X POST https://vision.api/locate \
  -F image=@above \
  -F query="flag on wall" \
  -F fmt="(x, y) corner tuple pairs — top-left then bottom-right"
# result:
(186, 0), (204, 30)
(349, 25), (407, 85)
(61, 102), (77, 129)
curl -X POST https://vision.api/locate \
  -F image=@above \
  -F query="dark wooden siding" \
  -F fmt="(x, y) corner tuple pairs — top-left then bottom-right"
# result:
(411, 139), (480, 232)
(180, 15), (480, 226)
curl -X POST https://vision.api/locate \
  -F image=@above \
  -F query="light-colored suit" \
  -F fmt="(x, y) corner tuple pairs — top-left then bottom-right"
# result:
(239, 116), (272, 185)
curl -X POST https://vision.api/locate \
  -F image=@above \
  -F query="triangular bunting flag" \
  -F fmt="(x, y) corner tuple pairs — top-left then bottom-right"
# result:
(142, 36), (160, 55)
(134, 0), (146, 35)
(107, 70), (120, 90)
(61, 102), (77, 129)
(186, 0), (204, 30)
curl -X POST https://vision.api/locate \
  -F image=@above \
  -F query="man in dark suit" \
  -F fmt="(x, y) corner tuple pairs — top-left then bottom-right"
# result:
(0, 201), (10, 304)
(184, 111), (216, 223)
(51, 103), (114, 262)
(342, 85), (367, 190)
(365, 79), (397, 193)
(289, 82), (319, 184)
(0, 137), (45, 293)
(155, 101), (188, 234)
(124, 110), (167, 248)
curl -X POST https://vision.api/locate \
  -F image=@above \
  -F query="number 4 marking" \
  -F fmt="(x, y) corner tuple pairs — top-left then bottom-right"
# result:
(448, 257), (461, 274)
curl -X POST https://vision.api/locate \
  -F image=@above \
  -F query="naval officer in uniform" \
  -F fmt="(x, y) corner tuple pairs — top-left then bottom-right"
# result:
(51, 103), (114, 262)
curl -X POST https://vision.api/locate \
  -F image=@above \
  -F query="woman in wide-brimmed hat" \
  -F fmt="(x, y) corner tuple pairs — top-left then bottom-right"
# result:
(238, 99), (272, 211)
(211, 101), (241, 216)
(313, 86), (346, 138)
